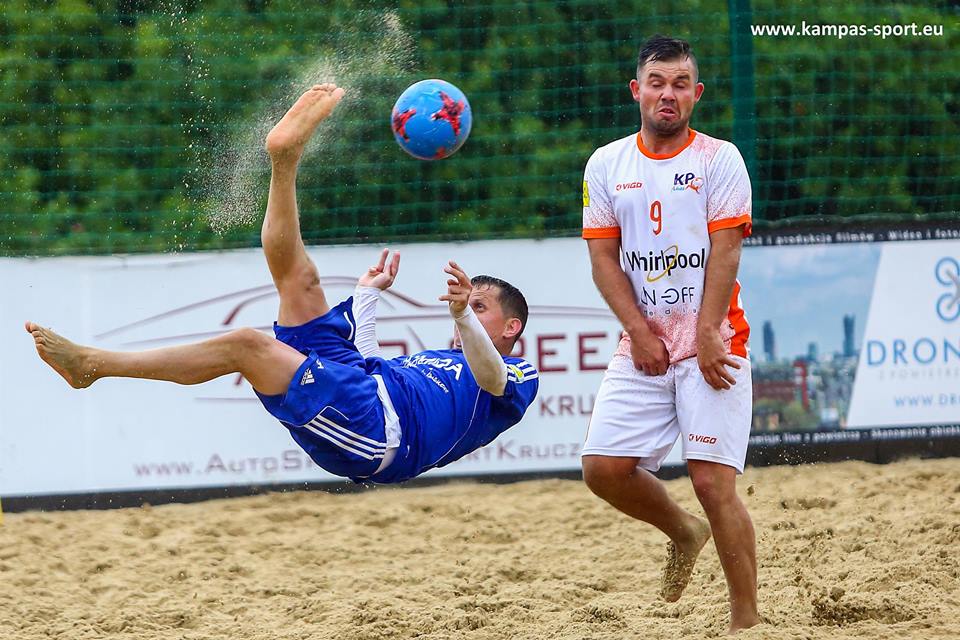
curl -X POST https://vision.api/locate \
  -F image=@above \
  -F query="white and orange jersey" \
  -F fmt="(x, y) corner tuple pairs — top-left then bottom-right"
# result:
(582, 129), (752, 363)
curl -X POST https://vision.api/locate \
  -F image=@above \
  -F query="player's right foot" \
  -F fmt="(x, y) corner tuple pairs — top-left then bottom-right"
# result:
(660, 515), (712, 602)
(24, 322), (98, 389)
(265, 83), (345, 162)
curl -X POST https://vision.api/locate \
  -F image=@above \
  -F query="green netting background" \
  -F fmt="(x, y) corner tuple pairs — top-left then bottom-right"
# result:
(1, 0), (957, 256)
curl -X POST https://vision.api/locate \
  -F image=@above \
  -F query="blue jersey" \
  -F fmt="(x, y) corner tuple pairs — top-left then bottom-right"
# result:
(366, 349), (539, 483)
(255, 297), (540, 485)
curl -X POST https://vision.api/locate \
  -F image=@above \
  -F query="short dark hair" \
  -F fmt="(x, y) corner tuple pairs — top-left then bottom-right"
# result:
(636, 35), (698, 81)
(471, 275), (529, 340)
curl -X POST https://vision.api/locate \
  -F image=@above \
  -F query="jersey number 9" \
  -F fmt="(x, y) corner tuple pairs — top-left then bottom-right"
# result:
(650, 200), (662, 235)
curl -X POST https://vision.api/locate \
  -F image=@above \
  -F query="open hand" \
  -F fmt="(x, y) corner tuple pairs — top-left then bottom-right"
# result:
(358, 248), (401, 290)
(697, 329), (740, 390)
(439, 260), (472, 316)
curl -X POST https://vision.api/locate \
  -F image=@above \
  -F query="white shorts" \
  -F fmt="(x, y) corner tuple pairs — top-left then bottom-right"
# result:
(582, 354), (752, 473)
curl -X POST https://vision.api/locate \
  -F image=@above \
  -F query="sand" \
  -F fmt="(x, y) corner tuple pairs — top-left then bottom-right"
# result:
(1, 457), (958, 639)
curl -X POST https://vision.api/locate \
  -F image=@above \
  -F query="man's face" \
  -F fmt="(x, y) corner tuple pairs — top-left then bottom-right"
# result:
(452, 284), (509, 348)
(630, 56), (703, 137)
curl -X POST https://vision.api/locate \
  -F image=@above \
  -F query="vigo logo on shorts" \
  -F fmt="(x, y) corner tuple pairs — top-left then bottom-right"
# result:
(688, 433), (718, 445)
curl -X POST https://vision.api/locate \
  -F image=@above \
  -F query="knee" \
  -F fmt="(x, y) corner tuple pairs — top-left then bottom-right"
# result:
(270, 256), (321, 293)
(689, 465), (734, 510)
(582, 456), (634, 499)
(228, 327), (273, 354)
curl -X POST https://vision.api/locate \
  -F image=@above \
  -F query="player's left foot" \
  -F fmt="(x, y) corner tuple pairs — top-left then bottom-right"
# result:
(660, 515), (711, 602)
(264, 83), (345, 162)
(24, 322), (99, 388)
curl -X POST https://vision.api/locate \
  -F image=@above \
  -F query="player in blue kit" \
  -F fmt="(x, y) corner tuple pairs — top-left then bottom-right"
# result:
(25, 84), (539, 484)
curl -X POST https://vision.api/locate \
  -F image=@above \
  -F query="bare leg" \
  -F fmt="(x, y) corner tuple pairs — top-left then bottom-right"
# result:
(582, 455), (712, 602)
(687, 460), (760, 634)
(25, 322), (305, 396)
(262, 83), (345, 326)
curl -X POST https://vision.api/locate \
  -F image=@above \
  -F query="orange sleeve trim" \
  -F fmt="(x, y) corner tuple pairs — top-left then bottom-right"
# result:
(727, 281), (750, 359)
(708, 214), (752, 237)
(582, 227), (621, 239)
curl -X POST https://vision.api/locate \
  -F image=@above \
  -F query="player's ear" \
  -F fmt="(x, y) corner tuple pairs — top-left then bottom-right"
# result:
(503, 317), (522, 341)
(694, 82), (704, 102)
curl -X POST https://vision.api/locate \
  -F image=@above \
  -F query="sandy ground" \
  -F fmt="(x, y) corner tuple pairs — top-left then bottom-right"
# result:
(0, 457), (958, 640)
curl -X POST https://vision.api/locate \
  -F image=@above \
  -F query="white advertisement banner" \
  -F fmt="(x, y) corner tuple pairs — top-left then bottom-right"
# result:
(847, 242), (960, 426)
(3, 237), (959, 498)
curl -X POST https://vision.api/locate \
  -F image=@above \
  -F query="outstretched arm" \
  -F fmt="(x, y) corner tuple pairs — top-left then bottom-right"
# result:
(440, 261), (508, 396)
(353, 249), (401, 358)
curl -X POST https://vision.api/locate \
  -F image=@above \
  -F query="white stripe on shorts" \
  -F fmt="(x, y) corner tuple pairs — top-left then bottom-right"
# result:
(302, 423), (383, 461)
(308, 418), (386, 456)
(312, 413), (387, 448)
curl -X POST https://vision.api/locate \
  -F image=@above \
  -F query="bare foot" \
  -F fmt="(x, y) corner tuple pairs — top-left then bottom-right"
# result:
(660, 515), (712, 602)
(24, 322), (98, 388)
(264, 83), (346, 161)
(728, 615), (762, 635)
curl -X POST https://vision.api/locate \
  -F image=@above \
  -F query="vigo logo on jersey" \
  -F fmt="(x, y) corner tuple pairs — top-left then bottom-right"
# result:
(623, 246), (706, 282)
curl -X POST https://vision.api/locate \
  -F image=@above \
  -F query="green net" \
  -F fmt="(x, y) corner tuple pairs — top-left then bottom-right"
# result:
(1, 0), (957, 256)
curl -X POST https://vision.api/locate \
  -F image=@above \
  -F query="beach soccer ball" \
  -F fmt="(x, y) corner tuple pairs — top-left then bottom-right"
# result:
(391, 79), (472, 160)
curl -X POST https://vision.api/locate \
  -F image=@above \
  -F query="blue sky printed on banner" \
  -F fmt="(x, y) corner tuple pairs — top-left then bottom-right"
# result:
(739, 244), (881, 361)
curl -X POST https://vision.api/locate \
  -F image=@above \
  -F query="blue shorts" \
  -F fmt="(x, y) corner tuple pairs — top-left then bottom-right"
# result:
(255, 298), (389, 480)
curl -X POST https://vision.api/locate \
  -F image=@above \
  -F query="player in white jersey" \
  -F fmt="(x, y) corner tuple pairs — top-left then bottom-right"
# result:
(580, 36), (759, 633)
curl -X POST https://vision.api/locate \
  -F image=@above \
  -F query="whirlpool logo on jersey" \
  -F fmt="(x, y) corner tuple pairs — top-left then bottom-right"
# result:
(623, 245), (706, 282)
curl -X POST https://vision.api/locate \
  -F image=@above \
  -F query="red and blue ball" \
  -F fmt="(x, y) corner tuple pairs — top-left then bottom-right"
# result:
(391, 79), (472, 160)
